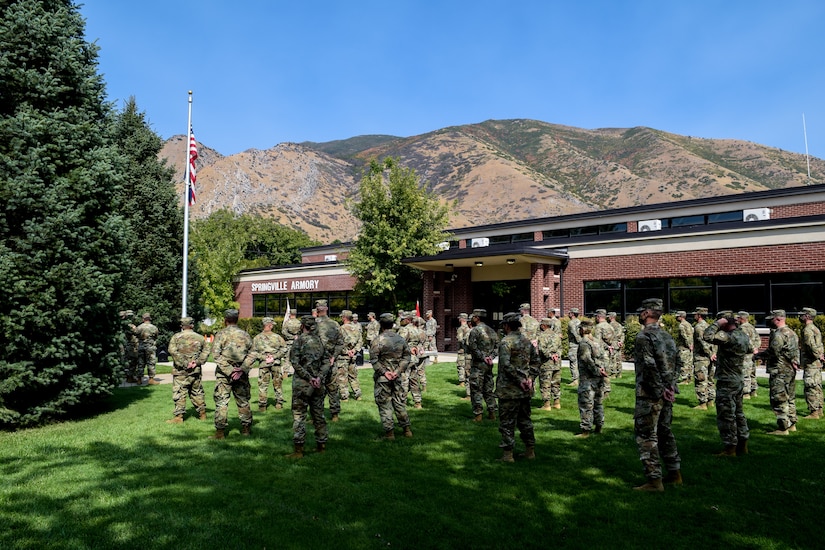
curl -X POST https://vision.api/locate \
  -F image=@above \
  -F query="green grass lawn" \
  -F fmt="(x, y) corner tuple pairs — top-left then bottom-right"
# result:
(0, 363), (822, 549)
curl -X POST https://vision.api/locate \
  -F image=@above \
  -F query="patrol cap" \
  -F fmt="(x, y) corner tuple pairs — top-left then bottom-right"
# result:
(692, 306), (709, 315)
(802, 307), (818, 317)
(502, 312), (521, 324)
(675, 310), (686, 318)
(142, 312), (152, 320)
(607, 311), (617, 317)
(540, 317), (553, 325)
(379, 313), (394, 323)
(315, 299), (328, 309)
(723, 315), (739, 326)
(341, 309), (353, 318)
(125, 310), (134, 316)
(770, 309), (786, 318)
(765, 313), (775, 322)
(262, 317), (274, 325)
(595, 308), (607, 316)
(458, 313), (468, 319)
(300, 315), (316, 329)
(425, 310), (432, 315)
(716, 310), (733, 320)
(636, 298), (663, 313)
(471, 308), (487, 318)
(180, 316), (194, 326)
(569, 308), (579, 314)
(352, 313), (359, 320)
(519, 303), (531, 310)
(580, 318), (595, 327)
(368, 312), (376, 318)
(224, 309), (239, 319)
(736, 311), (750, 319)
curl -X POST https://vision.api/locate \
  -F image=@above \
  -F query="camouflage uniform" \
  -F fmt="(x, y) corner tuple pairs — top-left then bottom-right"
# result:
(120, 311), (139, 381)
(536, 321), (562, 406)
(398, 317), (425, 406)
(764, 313), (800, 431)
(211, 319), (254, 432)
(704, 321), (751, 448)
(608, 314), (625, 378)
(547, 313), (561, 336)
(251, 323), (289, 410)
(676, 316), (694, 383)
(495, 318), (540, 452)
(518, 304), (539, 344)
(167, 321), (210, 419)
(577, 328), (609, 433)
(315, 302), (344, 420)
(738, 315), (761, 396)
(370, 317), (412, 435)
(424, 312), (438, 371)
(692, 313), (716, 406)
(134, 317), (159, 381)
(281, 314), (302, 376)
(567, 311), (582, 383)
(592, 311), (614, 395)
(337, 315), (362, 401)
(366, 315), (380, 348)
(800, 310), (823, 417)
(467, 312), (500, 418)
(455, 315), (471, 391)
(290, 319), (330, 446)
(634, 302), (681, 482)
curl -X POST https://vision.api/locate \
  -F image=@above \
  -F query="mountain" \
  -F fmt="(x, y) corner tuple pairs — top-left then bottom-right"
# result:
(159, 119), (825, 243)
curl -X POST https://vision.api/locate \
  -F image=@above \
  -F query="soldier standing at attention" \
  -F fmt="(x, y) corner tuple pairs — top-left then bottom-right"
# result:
(467, 309), (500, 422)
(337, 310), (363, 401)
(764, 310), (800, 435)
(495, 312), (540, 462)
(566, 308), (582, 387)
(251, 317), (288, 412)
(519, 303), (539, 346)
(134, 312), (160, 385)
(592, 309), (615, 398)
(702, 313), (752, 456)
(547, 308), (562, 335)
(692, 307), (716, 410)
(800, 307), (824, 419)
(120, 310), (140, 383)
(633, 298), (681, 492)
(286, 315), (330, 458)
(608, 312), (624, 378)
(282, 310), (302, 377)
(675, 311), (694, 385)
(209, 309), (255, 439)
(455, 313), (471, 395)
(424, 309), (438, 368)
(575, 318), (609, 438)
(370, 313), (413, 440)
(314, 300), (344, 422)
(366, 312), (380, 350)
(737, 311), (761, 399)
(166, 316), (210, 423)
(537, 317), (563, 410)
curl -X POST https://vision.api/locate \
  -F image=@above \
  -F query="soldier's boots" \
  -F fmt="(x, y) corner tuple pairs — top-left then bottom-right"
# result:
(331, 414), (340, 423)
(316, 442), (326, 453)
(166, 416), (183, 424)
(403, 427), (413, 438)
(523, 446), (536, 460)
(574, 431), (590, 439)
(766, 428), (789, 436)
(458, 382), (465, 388)
(751, 391), (758, 398)
(804, 409), (823, 419)
(275, 403), (283, 410)
(567, 380), (579, 387)
(147, 378), (160, 386)
(693, 403), (708, 411)
(663, 470), (683, 485)
(736, 439), (749, 456)
(286, 444), (304, 459)
(414, 402), (423, 409)
(487, 410), (496, 421)
(553, 399), (561, 410)
(541, 401), (553, 411)
(633, 478), (665, 492)
(198, 411), (207, 421)
(382, 430), (395, 441)
(714, 445), (737, 457)
(788, 424), (797, 432)
(241, 425), (252, 436)
(594, 425), (603, 434)
(473, 414), (483, 422)
(258, 405), (267, 413)
(707, 400), (715, 408)
(208, 429), (225, 440)
(460, 396), (471, 401)
(498, 450), (515, 463)
(743, 393), (751, 400)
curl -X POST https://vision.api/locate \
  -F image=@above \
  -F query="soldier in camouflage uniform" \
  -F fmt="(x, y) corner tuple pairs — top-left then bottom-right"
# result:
(608, 312), (624, 378)
(737, 311), (761, 399)
(313, 300), (344, 422)
(286, 315), (330, 458)
(495, 312), (540, 462)
(800, 307), (824, 419)
(547, 308), (562, 336)
(675, 311), (694, 384)
(134, 312), (160, 385)
(370, 313), (413, 439)
(633, 298), (681, 492)
(592, 309), (615, 397)
(398, 314), (426, 408)
(537, 317), (563, 410)
(576, 318), (609, 437)
(703, 314), (752, 456)
(337, 310), (362, 401)
(281, 310), (302, 377)
(120, 310), (139, 383)
(209, 309), (255, 439)
(567, 308), (582, 386)
(366, 312), (380, 350)
(251, 317), (289, 412)
(763, 309), (800, 435)
(424, 309), (438, 370)
(455, 313), (471, 396)
(467, 309), (500, 422)
(692, 307), (716, 410)
(518, 303), (539, 346)
(166, 316), (210, 423)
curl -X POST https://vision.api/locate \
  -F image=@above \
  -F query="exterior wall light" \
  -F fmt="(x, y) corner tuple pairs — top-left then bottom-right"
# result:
(475, 261), (483, 267)
(506, 258), (516, 265)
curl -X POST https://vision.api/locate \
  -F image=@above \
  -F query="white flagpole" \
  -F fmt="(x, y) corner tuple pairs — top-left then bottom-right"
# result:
(803, 113), (812, 182)
(181, 91), (193, 317)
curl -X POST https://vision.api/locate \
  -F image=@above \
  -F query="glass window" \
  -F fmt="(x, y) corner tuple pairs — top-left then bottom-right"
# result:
(511, 232), (535, 242)
(771, 282), (824, 315)
(489, 235), (511, 245)
(708, 211), (740, 224)
(670, 215), (705, 228)
(570, 226), (599, 236)
(718, 284), (767, 314)
(542, 228), (569, 239)
(599, 223), (627, 234)
(449, 240), (460, 249)
(295, 292), (312, 314)
(585, 281), (621, 290)
(253, 295), (267, 317)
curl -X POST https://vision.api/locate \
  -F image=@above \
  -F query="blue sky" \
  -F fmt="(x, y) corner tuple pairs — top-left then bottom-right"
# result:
(81, 1), (825, 158)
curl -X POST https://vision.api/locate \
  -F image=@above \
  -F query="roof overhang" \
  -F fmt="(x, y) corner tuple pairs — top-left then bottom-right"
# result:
(402, 244), (568, 271)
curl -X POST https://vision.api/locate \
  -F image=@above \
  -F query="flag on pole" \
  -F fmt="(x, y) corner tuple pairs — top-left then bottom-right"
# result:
(285, 298), (291, 320)
(187, 127), (198, 206)
(415, 300), (421, 318)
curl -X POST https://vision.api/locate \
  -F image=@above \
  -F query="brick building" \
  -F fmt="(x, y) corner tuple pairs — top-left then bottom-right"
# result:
(235, 184), (825, 351)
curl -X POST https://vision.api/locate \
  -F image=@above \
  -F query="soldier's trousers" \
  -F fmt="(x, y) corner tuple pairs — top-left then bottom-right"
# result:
(498, 397), (534, 450)
(678, 348), (693, 382)
(538, 362), (561, 402)
(613, 347), (624, 377)
(137, 343), (157, 378)
(408, 359), (423, 404)
(742, 356), (755, 395)
(292, 386), (327, 445)
(694, 357), (716, 404)
(578, 376), (605, 432)
(257, 365), (284, 408)
(469, 364), (496, 415)
(715, 379), (749, 446)
(457, 350), (467, 384)
(769, 367), (798, 430)
(374, 378), (410, 432)
(568, 344), (579, 381)
(802, 361), (823, 414)
(634, 397), (680, 480)
(214, 373), (252, 430)
(325, 372), (341, 416)
(346, 360), (362, 400)
(172, 371), (206, 417)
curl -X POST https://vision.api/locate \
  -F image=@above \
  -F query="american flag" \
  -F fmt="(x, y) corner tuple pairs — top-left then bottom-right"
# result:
(188, 128), (198, 205)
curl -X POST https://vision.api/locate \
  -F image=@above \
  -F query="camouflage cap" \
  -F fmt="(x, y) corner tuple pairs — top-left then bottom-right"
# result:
(765, 313), (775, 321)
(341, 309), (353, 318)
(802, 307), (818, 317)
(770, 309), (786, 318)
(224, 308), (239, 319)
(502, 312), (521, 323)
(675, 310), (687, 318)
(540, 317), (553, 325)
(315, 299), (328, 309)
(636, 298), (663, 313)
(368, 311), (376, 318)
(458, 312), (468, 319)
(180, 316), (194, 326)
(379, 313), (394, 323)
(142, 312), (152, 320)
(471, 308), (487, 318)
(580, 318), (595, 327)
(425, 310), (432, 316)
(716, 310), (733, 320)
(736, 311), (750, 318)
(692, 306), (709, 315)
(569, 308), (579, 314)
(300, 315), (316, 329)
(595, 308), (607, 316)
(607, 311), (617, 317)
(262, 317), (274, 325)
(519, 303), (531, 310)
(351, 313), (359, 320)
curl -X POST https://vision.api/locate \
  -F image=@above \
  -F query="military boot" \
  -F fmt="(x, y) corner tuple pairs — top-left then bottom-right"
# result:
(473, 414), (483, 422)
(714, 445), (737, 457)
(707, 400), (715, 408)
(788, 424), (797, 432)
(316, 442), (326, 453)
(275, 403), (283, 410)
(331, 414), (340, 422)
(523, 446), (536, 460)
(567, 380), (579, 387)
(381, 430), (395, 441)
(693, 403), (708, 410)
(736, 439), (749, 456)
(286, 443), (304, 459)
(663, 470), (683, 485)
(766, 428), (789, 436)
(198, 411), (207, 421)
(147, 377), (160, 385)
(208, 429), (225, 440)
(166, 416), (183, 424)
(241, 425), (252, 436)
(540, 401), (553, 411)
(414, 402), (423, 409)
(553, 399), (561, 409)
(258, 405), (267, 413)
(594, 425), (603, 434)
(574, 431), (590, 439)
(403, 426), (413, 438)
(487, 410), (496, 421)
(633, 478), (664, 492)
(498, 450), (515, 463)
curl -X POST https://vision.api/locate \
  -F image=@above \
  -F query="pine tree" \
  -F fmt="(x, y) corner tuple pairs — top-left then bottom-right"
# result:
(0, 0), (128, 427)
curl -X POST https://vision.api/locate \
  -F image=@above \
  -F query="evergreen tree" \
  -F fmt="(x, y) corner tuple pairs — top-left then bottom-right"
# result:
(111, 97), (202, 350)
(0, 0), (128, 427)
(347, 157), (451, 309)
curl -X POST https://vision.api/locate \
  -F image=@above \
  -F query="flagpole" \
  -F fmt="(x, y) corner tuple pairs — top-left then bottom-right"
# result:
(181, 91), (193, 317)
